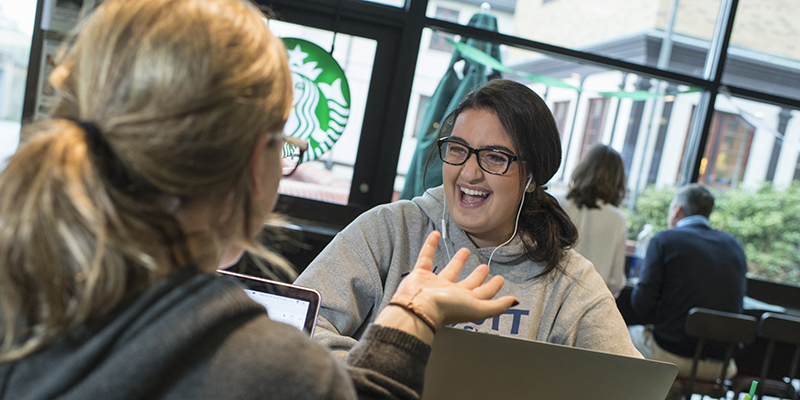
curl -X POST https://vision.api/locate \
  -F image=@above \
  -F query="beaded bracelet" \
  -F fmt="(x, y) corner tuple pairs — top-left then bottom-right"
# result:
(387, 288), (438, 334)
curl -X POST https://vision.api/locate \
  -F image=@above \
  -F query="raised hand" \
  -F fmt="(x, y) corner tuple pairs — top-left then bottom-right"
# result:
(374, 231), (518, 343)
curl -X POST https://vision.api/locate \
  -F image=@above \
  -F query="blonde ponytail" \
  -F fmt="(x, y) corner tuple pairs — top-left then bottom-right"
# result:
(0, 120), (165, 361)
(0, 0), (294, 361)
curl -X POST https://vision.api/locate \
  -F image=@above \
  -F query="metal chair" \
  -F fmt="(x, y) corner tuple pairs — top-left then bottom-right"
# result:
(670, 307), (758, 400)
(733, 312), (800, 400)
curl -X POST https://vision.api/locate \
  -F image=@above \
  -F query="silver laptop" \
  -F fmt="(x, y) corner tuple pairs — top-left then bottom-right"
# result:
(423, 328), (678, 400)
(217, 269), (321, 336)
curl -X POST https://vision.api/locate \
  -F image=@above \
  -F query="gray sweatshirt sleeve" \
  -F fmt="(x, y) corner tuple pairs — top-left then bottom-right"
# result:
(571, 297), (643, 358)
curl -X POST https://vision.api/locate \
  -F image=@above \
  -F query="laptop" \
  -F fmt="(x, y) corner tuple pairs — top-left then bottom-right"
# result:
(423, 327), (678, 400)
(217, 269), (321, 336)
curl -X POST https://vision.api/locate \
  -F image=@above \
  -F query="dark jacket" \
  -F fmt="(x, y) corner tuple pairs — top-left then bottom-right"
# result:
(630, 221), (747, 359)
(0, 268), (430, 399)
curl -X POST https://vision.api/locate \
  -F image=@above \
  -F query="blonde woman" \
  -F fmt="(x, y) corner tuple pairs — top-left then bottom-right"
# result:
(0, 0), (516, 398)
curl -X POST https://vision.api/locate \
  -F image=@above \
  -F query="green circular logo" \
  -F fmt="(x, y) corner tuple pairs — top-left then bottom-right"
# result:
(283, 37), (351, 162)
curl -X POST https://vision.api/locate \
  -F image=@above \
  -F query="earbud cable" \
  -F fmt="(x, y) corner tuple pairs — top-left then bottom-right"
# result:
(488, 176), (532, 268)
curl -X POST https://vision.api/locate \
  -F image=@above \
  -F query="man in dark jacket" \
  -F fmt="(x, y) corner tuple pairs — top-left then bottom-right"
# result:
(629, 184), (747, 380)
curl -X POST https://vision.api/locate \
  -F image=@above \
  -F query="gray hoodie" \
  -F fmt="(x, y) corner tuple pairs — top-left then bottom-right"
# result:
(296, 186), (641, 360)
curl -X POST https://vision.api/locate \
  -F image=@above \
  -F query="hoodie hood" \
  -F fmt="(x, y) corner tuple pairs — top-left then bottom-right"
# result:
(411, 186), (542, 277)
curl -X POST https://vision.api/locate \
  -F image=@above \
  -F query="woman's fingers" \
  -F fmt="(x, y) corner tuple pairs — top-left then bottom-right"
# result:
(436, 293), (519, 327)
(456, 263), (490, 289)
(438, 248), (470, 281)
(471, 296), (520, 319)
(413, 231), (441, 272)
(471, 275), (506, 299)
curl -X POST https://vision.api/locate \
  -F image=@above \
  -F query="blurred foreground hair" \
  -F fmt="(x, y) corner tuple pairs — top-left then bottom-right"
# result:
(0, 0), (293, 361)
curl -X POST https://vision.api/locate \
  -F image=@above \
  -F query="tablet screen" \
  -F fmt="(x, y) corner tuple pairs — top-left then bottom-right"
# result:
(217, 269), (321, 336)
(243, 288), (310, 331)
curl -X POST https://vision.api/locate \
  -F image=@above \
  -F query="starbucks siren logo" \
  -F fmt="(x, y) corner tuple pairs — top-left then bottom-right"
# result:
(283, 38), (351, 162)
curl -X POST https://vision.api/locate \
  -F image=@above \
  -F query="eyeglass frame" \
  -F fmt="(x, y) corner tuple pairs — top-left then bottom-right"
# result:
(269, 133), (308, 177)
(436, 137), (519, 175)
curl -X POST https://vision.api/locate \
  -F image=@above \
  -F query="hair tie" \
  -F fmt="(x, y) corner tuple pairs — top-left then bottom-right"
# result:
(75, 121), (109, 158)
(74, 120), (130, 190)
(79, 121), (102, 147)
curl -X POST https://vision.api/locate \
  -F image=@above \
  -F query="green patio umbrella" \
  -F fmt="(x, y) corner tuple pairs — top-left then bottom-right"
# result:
(399, 11), (502, 200)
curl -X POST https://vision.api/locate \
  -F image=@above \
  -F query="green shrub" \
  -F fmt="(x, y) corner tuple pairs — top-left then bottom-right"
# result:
(624, 185), (673, 240)
(625, 182), (800, 287)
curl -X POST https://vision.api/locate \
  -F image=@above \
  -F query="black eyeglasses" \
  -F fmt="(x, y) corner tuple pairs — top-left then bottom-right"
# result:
(437, 137), (518, 175)
(280, 136), (308, 177)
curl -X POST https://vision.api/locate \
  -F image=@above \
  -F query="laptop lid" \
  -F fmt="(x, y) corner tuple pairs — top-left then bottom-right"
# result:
(423, 327), (678, 400)
(217, 269), (321, 336)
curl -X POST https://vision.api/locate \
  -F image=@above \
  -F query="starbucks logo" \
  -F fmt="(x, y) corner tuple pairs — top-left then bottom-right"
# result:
(283, 38), (351, 162)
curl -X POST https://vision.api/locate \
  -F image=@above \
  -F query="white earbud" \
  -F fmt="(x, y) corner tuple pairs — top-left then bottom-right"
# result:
(525, 175), (535, 192)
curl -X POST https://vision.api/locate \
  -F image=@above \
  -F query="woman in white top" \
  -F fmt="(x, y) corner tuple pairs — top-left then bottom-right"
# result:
(557, 144), (628, 297)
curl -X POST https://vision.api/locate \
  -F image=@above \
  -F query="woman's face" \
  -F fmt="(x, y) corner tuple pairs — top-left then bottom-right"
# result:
(442, 108), (524, 248)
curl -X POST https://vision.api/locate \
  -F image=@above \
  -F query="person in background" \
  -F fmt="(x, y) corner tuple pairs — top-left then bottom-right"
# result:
(555, 144), (628, 297)
(296, 79), (641, 360)
(629, 184), (747, 380)
(0, 1), (518, 399)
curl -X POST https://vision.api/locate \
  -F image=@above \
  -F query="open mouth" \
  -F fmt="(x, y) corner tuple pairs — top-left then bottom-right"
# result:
(459, 186), (491, 205)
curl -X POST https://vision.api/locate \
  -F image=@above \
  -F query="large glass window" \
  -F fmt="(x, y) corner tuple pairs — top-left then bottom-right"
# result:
(698, 111), (755, 188)
(630, 97), (800, 287)
(0, 0), (36, 168)
(551, 100), (570, 137)
(426, 0), (722, 77)
(268, 21), (377, 205)
(579, 98), (610, 160)
(393, 32), (697, 207)
(722, 0), (800, 101)
(15, 0), (795, 286)
(429, 7), (459, 52)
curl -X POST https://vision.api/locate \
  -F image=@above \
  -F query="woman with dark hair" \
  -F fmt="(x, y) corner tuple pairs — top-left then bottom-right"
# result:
(0, 0), (518, 398)
(296, 79), (640, 360)
(556, 144), (629, 296)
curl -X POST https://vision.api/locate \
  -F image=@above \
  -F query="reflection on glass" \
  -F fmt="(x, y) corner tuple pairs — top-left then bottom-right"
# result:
(722, 0), (800, 100)
(426, 0), (721, 77)
(429, 6), (459, 52)
(268, 20), (377, 205)
(360, 0), (405, 7)
(698, 112), (754, 188)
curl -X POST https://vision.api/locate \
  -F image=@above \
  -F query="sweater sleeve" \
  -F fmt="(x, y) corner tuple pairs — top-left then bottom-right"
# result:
(572, 297), (643, 358)
(345, 325), (432, 400)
